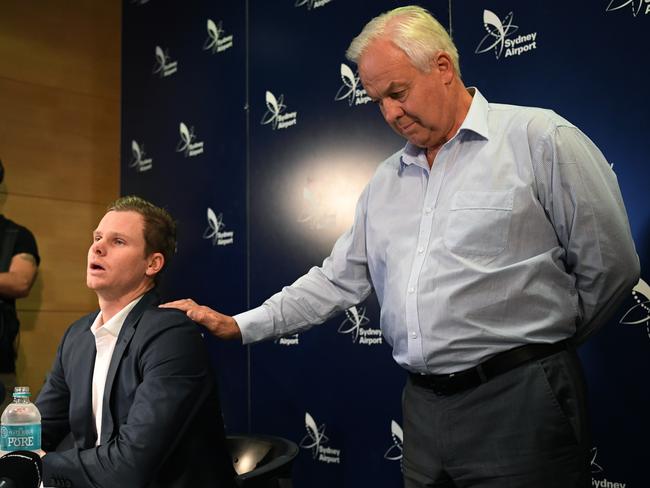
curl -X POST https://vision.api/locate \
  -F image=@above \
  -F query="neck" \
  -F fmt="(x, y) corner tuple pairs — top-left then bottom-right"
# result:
(426, 84), (473, 168)
(97, 283), (152, 323)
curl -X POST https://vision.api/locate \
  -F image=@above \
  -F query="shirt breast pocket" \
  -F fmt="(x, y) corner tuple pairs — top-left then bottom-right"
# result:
(444, 190), (513, 256)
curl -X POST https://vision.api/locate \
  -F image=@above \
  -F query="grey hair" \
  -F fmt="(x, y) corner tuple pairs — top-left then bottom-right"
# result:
(346, 5), (460, 77)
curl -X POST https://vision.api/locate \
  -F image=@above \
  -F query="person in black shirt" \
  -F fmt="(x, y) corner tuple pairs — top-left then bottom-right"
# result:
(0, 159), (40, 409)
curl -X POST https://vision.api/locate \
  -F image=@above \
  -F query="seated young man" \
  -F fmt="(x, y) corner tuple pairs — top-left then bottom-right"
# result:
(36, 196), (235, 488)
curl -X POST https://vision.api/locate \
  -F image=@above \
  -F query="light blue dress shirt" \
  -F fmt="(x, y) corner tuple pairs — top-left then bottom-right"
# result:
(235, 88), (639, 374)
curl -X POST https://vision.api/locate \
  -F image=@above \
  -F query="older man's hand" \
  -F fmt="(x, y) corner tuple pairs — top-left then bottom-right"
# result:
(159, 299), (242, 340)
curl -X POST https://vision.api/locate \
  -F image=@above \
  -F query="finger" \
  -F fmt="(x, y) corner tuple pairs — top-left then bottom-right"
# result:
(160, 299), (196, 310)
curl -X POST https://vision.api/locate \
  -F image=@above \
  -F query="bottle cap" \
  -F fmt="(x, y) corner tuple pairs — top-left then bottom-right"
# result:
(12, 386), (31, 397)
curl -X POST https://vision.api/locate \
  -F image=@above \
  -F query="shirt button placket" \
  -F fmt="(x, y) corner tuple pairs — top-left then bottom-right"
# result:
(405, 167), (437, 370)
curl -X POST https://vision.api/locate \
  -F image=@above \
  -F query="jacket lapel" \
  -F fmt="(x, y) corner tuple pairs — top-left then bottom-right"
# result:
(99, 289), (159, 444)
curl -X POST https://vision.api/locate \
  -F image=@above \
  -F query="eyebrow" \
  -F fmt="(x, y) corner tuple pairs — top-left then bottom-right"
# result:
(92, 230), (129, 240)
(385, 81), (402, 93)
(373, 81), (406, 99)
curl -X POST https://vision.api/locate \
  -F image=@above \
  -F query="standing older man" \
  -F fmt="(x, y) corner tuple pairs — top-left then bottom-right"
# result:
(163, 6), (639, 487)
(37, 196), (235, 488)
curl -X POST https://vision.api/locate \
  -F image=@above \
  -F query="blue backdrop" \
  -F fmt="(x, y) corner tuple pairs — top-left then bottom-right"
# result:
(121, 1), (649, 486)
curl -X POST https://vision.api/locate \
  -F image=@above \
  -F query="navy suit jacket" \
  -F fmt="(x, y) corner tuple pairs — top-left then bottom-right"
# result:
(36, 290), (236, 488)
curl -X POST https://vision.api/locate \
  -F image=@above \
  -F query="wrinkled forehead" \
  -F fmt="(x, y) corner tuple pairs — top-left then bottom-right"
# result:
(358, 39), (418, 93)
(359, 38), (414, 74)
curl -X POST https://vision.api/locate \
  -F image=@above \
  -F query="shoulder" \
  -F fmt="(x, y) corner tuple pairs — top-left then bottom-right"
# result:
(377, 148), (404, 172)
(57, 311), (97, 348)
(0, 216), (35, 239)
(1, 216), (40, 262)
(140, 306), (194, 326)
(368, 148), (404, 185)
(489, 102), (574, 130)
(135, 306), (202, 341)
(132, 307), (211, 371)
(488, 102), (577, 147)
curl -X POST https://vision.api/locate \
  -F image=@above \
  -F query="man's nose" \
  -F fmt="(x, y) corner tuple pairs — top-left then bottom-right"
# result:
(382, 99), (403, 125)
(91, 240), (105, 255)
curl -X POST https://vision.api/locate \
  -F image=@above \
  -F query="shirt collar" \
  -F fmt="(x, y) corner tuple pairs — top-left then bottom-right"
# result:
(90, 295), (144, 339)
(399, 87), (490, 172)
(457, 87), (490, 140)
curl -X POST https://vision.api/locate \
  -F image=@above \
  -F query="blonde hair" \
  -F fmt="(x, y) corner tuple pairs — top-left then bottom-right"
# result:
(346, 5), (460, 76)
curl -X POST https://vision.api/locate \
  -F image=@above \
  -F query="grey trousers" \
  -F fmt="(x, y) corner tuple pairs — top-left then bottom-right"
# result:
(402, 348), (591, 488)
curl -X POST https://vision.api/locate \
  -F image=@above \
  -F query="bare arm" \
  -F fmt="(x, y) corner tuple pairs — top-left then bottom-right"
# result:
(0, 253), (38, 299)
(159, 298), (242, 340)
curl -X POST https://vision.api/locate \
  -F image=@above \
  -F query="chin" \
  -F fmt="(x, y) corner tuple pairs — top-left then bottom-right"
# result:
(86, 279), (102, 291)
(406, 137), (428, 149)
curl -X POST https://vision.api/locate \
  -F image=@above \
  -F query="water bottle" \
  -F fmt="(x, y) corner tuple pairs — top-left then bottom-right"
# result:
(0, 386), (41, 456)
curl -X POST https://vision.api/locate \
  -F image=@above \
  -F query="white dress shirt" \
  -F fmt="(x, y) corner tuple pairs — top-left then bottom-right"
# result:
(89, 296), (142, 444)
(235, 88), (639, 374)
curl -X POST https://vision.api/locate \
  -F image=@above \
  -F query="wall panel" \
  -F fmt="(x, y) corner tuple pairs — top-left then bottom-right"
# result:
(0, 78), (119, 203)
(0, 1), (120, 98)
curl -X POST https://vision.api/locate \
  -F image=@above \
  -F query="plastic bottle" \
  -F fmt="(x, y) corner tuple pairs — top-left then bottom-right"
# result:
(0, 386), (41, 456)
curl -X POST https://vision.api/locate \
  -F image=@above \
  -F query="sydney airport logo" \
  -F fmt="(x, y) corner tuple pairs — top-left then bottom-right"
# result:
(590, 447), (628, 487)
(334, 63), (371, 106)
(384, 420), (403, 462)
(606, 0), (650, 16)
(295, 0), (332, 10)
(475, 10), (538, 60)
(202, 208), (234, 246)
(337, 306), (383, 346)
(275, 333), (299, 346)
(153, 46), (178, 77)
(203, 19), (233, 54)
(260, 91), (297, 130)
(299, 412), (341, 464)
(175, 122), (204, 157)
(620, 278), (650, 340)
(129, 141), (152, 172)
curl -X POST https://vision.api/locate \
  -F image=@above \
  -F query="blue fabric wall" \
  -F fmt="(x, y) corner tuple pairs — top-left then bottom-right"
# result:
(121, 1), (649, 486)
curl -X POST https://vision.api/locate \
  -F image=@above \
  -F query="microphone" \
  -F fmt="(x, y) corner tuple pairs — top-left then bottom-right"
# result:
(0, 451), (42, 488)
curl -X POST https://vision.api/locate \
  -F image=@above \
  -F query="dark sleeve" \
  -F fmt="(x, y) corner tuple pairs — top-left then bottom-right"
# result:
(35, 328), (73, 451)
(41, 313), (220, 488)
(14, 224), (40, 265)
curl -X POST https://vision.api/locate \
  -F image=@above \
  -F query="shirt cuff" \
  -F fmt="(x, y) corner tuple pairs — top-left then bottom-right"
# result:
(233, 307), (274, 345)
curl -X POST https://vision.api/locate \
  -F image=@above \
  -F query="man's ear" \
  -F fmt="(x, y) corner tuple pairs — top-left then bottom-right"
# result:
(432, 52), (454, 84)
(145, 252), (165, 277)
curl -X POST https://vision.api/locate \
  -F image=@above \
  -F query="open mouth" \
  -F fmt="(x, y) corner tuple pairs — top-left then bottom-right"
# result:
(89, 263), (105, 271)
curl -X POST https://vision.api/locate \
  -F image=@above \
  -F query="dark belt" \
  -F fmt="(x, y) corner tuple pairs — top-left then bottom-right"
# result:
(409, 340), (570, 396)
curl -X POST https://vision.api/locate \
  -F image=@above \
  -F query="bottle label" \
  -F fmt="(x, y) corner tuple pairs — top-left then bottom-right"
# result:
(0, 424), (41, 451)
